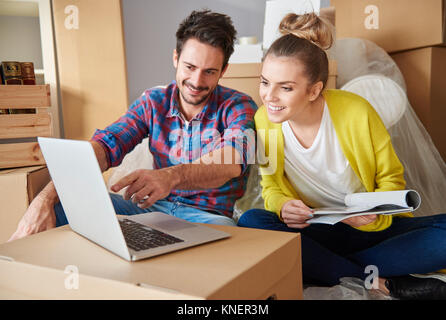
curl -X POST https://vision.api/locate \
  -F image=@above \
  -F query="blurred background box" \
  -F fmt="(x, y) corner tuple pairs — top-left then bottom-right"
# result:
(220, 63), (263, 108)
(331, 0), (446, 53)
(0, 166), (50, 243)
(391, 46), (446, 162)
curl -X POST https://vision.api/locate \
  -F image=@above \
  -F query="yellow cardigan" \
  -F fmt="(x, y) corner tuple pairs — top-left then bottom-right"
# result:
(255, 89), (413, 232)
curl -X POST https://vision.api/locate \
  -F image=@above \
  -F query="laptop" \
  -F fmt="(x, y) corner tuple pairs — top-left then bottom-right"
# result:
(38, 137), (231, 261)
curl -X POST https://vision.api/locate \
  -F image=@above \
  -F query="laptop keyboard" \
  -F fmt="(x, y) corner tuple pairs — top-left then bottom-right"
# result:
(119, 219), (184, 252)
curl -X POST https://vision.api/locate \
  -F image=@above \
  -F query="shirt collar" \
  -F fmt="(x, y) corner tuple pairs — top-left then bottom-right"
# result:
(167, 81), (218, 121)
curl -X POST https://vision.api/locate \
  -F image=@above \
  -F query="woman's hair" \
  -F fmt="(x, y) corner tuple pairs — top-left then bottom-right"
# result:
(265, 12), (334, 89)
(176, 9), (237, 71)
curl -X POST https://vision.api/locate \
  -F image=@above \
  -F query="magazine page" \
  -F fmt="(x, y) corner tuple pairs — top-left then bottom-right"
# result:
(312, 190), (421, 215)
(345, 190), (421, 210)
(308, 207), (412, 225)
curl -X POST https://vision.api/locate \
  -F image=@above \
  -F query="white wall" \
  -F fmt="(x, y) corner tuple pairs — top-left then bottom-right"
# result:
(0, 15), (43, 69)
(121, 0), (330, 103)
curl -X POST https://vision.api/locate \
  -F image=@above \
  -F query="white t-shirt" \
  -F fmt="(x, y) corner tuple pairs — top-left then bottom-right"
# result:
(282, 103), (366, 208)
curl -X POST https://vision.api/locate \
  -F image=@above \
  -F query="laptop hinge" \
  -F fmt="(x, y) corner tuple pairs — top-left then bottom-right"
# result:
(136, 282), (184, 295)
(0, 255), (14, 262)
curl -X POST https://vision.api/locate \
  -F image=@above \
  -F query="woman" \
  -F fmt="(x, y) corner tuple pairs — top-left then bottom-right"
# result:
(237, 12), (446, 299)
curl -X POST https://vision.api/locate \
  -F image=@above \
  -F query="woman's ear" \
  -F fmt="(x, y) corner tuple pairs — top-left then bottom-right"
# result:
(309, 81), (324, 102)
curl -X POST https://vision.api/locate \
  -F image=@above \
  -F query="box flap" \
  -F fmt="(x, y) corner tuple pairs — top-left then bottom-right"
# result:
(26, 166), (49, 203)
(0, 165), (46, 176)
(0, 259), (201, 299)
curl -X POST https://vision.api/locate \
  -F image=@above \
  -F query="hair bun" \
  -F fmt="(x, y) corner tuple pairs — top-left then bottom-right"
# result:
(279, 12), (333, 50)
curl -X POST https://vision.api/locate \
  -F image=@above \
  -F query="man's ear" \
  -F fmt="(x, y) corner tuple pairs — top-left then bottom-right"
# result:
(173, 49), (179, 69)
(309, 81), (324, 101)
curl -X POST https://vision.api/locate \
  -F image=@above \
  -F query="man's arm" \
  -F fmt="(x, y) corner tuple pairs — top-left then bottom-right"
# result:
(8, 141), (109, 241)
(111, 146), (242, 209)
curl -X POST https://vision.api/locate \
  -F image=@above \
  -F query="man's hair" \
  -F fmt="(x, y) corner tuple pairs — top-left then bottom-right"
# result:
(176, 9), (237, 70)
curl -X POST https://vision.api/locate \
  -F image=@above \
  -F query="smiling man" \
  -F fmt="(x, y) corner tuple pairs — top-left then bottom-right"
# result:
(9, 10), (258, 241)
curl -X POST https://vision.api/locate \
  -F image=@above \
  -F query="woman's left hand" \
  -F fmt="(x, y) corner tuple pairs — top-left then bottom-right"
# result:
(342, 214), (377, 228)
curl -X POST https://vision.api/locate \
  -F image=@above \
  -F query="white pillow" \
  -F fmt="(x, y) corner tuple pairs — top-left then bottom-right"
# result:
(341, 74), (407, 129)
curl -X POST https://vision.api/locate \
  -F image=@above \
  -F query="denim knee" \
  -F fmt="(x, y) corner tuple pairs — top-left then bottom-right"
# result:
(54, 202), (68, 227)
(237, 209), (277, 228)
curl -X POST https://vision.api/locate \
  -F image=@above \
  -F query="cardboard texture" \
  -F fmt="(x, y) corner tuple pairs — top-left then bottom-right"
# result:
(0, 224), (302, 300)
(220, 63), (263, 108)
(332, 0), (446, 53)
(320, 6), (336, 28)
(52, 0), (129, 141)
(391, 46), (446, 162)
(0, 166), (50, 244)
(220, 61), (337, 109)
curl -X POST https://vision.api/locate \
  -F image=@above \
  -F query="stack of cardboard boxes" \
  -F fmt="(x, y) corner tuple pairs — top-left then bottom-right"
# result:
(332, 0), (446, 162)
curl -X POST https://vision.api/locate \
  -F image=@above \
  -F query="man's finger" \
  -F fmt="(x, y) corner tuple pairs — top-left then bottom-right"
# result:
(124, 178), (146, 201)
(137, 191), (158, 209)
(132, 187), (154, 204)
(111, 171), (139, 193)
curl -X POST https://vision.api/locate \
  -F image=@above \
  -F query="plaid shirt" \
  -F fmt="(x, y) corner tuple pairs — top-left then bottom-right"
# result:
(92, 81), (258, 217)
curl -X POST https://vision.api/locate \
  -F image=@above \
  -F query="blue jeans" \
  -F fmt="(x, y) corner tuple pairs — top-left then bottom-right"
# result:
(238, 209), (446, 286)
(55, 193), (236, 227)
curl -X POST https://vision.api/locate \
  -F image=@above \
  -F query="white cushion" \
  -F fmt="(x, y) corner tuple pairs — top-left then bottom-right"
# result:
(341, 74), (407, 129)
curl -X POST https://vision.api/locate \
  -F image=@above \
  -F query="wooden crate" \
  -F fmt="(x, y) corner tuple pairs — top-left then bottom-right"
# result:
(0, 85), (52, 169)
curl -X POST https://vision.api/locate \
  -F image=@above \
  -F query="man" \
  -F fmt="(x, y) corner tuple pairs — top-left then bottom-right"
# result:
(9, 9), (257, 241)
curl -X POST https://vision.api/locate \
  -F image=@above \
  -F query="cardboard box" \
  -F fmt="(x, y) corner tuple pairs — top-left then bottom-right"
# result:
(0, 224), (302, 299)
(220, 61), (337, 108)
(220, 63), (263, 108)
(391, 46), (446, 162)
(52, 0), (129, 141)
(0, 166), (50, 243)
(332, 0), (446, 53)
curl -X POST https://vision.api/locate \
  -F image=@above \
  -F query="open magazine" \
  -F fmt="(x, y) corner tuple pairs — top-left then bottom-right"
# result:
(307, 190), (421, 225)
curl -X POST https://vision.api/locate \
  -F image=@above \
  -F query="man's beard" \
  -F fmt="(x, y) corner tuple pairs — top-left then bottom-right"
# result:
(180, 81), (211, 106)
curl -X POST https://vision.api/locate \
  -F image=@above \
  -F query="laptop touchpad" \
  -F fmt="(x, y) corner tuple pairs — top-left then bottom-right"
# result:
(154, 219), (197, 232)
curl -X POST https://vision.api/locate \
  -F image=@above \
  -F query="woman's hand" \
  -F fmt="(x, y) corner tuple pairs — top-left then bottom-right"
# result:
(342, 214), (377, 228)
(281, 200), (314, 229)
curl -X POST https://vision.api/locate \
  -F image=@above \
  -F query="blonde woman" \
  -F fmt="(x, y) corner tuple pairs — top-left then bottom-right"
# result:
(238, 13), (446, 300)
